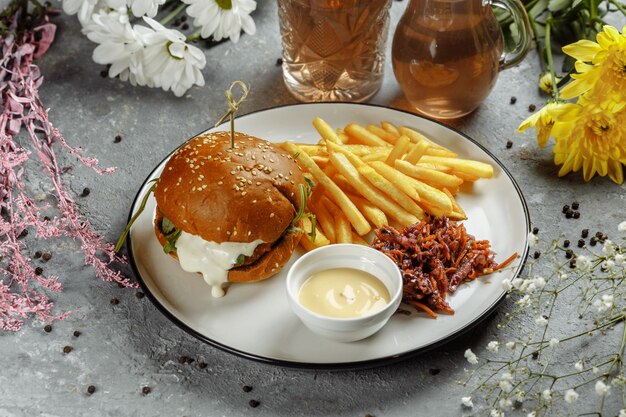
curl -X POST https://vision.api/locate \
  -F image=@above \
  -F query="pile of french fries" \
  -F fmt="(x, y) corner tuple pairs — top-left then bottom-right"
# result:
(280, 118), (495, 252)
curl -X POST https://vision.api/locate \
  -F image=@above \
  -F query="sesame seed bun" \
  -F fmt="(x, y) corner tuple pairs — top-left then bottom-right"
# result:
(153, 131), (307, 283)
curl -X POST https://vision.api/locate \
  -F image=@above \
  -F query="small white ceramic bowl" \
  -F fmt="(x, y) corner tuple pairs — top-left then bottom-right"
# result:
(286, 244), (402, 342)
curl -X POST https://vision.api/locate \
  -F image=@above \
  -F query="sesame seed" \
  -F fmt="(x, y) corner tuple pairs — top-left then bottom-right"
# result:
(270, 213), (275, 218)
(218, 181), (223, 185)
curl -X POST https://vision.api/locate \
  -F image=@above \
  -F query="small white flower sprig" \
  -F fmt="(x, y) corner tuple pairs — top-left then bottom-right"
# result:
(460, 221), (626, 416)
(62, 0), (257, 96)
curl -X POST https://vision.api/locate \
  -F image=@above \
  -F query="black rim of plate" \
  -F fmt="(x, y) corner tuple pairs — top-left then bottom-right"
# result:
(125, 102), (531, 371)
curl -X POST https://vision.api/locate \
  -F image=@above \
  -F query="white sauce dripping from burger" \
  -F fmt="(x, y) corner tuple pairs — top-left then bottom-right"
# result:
(175, 231), (264, 298)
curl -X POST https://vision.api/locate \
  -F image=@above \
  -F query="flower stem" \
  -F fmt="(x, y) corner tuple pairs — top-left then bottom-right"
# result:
(186, 28), (202, 43)
(544, 14), (559, 100)
(608, 0), (626, 15)
(159, 2), (187, 26)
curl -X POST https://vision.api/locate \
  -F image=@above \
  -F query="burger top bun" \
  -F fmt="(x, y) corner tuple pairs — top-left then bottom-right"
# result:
(154, 131), (306, 245)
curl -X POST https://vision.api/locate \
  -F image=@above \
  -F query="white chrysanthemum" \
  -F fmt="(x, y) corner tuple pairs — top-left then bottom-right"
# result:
(594, 294), (614, 312)
(62, 0), (106, 26)
(461, 396), (473, 408)
(464, 348), (478, 364)
(141, 17), (206, 97)
(619, 409), (626, 417)
(184, 0), (257, 43)
(576, 255), (592, 271)
(527, 232), (539, 247)
(128, 0), (166, 18)
(535, 316), (548, 326)
(84, 9), (149, 86)
(595, 380), (611, 397)
(564, 389), (578, 403)
(618, 221), (626, 232)
(548, 338), (559, 348)
(574, 360), (584, 371)
(487, 341), (500, 353)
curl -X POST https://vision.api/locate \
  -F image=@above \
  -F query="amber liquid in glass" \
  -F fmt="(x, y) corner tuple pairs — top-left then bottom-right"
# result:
(392, 0), (503, 119)
(278, 0), (391, 102)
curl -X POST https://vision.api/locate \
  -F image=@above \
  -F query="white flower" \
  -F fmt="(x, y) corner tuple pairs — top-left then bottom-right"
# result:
(602, 259), (615, 271)
(612, 376), (625, 387)
(535, 316), (548, 326)
(464, 348), (478, 364)
(526, 412), (536, 417)
(141, 17), (206, 97)
(184, 0), (257, 43)
(618, 220), (626, 232)
(128, 0), (166, 17)
(499, 380), (513, 393)
(516, 294), (531, 308)
(501, 372), (514, 381)
(487, 341), (500, 353)
(564, 389), (578, 403)
(574, 360), (584, 371)
(461, 396), (473, 408)
(84, 9), (150, 86)
(614, 253), (625, 266)
(506, 341), (516, 349)
(502, 279), (512, 291)
(594, 294), (614, 313)
(511, 278), (524, 289)
(499, 398), (513, 409)
(619, 409), (626, 417)
(528, 232), (539, 247)
(516, 390), (526, 402)
(592, 366), (599, 374)
(595, 380), (611, 397)
(548, 338), (559, 348)
(490, 409), (504, 417)
(602, 240), (617, 256)
(576, 255), (592, 271)
(62, 0), (105, 26)
(559, 272), (568, 280)
(541, 389), (552, 401)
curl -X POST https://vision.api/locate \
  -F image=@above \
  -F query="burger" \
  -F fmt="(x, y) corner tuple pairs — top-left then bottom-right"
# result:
(152, 131), (310, 297)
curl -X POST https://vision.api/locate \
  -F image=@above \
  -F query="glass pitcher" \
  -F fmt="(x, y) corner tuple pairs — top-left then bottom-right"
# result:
(391, 0), (531, 119)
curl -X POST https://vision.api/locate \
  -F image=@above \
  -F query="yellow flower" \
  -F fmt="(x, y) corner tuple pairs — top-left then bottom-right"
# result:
(538, 72), (561, 95)
(517, 101), (563, 148)
(551, 97), (626, 184)
(561, 25), (626, 100)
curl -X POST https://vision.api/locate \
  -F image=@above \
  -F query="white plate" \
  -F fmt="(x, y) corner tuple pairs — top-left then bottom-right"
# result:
(126, 103), (530, 369)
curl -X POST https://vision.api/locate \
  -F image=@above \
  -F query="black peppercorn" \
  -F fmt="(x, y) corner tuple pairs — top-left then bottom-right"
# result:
(243, 385), (252, 392)
(506, 140), (513, 149)
(565, 250), (573, 259)
(276, 58), (283, 66)
(569, 259), (577, 268)
(565, 209), (573, 218)
(533, 251), (541, 259)
(63, 346), (72, 354)
(582, 229), (589, 238)
(73, 330), (81, 337)
(142, 386), (151, 395)
(510, 96), (517, 104)
(573, 211), (580, 219)
(87, 385), (96, 395)
(80, 187), (90, 197)
(577, 239), (585, 248)
(528, 104), (536, 112)
(42, 252), (52, 261)
(136, 291), (145, 299)
(563, 239), (570, 248)
(181, 23), (189, 30)
(34, 251), (42, 258)
(100, 69), (108, 78)
(35, 267), (43, 275)
(590, 237), (597, 246)
(562, 204), (570, 213)
(571, 201), (579, 210)
(114, 135), (122, 143)
(197, 362), (207, 369)
(44, 324), (52, 333)
(531, 351), (539, 359)
(110, 298), (119, 305)
(248, 400), (260, 408)
(532, 227), (539, 235)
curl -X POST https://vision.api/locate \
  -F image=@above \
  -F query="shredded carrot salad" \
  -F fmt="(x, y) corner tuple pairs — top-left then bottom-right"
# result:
(371, 216), (517, 318)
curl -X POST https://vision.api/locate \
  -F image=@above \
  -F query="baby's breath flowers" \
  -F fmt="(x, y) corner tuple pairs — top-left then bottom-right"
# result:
(518, 25), (626, 183)
(460, 220), (626, 415)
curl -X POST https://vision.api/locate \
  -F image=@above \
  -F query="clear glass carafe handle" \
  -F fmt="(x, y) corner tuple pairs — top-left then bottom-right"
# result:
(491, 0), (532, 69)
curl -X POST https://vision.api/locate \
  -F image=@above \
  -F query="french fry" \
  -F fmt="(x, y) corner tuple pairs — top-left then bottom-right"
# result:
(395, 159), (463, 189)
(346, 193), (388, 228)
(443, 188), (467, 220)
(299, 217), (330, 251)
(419, 155), (494, 178)
(366, 124), (400, 144)
(385, 135), (411, 166)
(343, 145), (390, 156)
(450, 170), (482, 182)
(283, 141), (371, 236)
(311, 155), (329, 167)
(334, 211), (352, 243)
(394, 160), (453, 212)
(351, 232), (369, 246)
(398, 126), (450, 152)
(313, 200), (336, 243)
(329, 152), (418, 226)
(424, 147), (458, 158)
(357, 164), (425, 217)
(360, 151), (390, 162)
(331, 173), (359, 195)
(381, 121), (400, 136)
(344, 123), (390, 147)
(313, 117), (342, 144)
(336, 129), (350, 144)
(368, 161), (420, 201)
(403, 140), (430, 164)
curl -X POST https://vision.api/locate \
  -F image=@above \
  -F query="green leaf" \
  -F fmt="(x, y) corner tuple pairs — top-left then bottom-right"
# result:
(529, 0), (549, 17)
(234, 254), (246, 267)
(163, 229), (182, 254)
(161, 217), (175, 234)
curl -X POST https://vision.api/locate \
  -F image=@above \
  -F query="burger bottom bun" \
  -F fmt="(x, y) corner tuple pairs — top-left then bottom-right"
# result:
(153, 210), (303, 284)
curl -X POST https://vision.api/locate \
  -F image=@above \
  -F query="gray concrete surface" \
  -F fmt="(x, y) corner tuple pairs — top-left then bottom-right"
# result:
(2, 1), (625, 416)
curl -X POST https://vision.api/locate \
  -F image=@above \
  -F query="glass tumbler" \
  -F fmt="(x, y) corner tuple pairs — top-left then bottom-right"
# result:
(278, 0), (392, 103)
